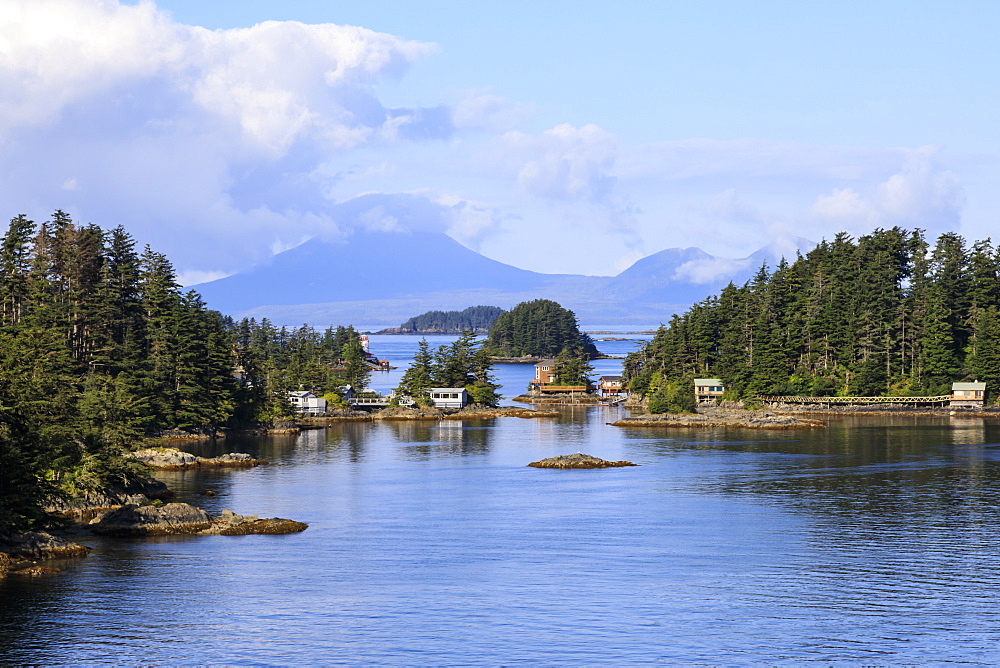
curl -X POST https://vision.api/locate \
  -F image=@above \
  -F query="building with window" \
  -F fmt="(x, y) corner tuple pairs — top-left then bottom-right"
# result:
(598, 375), (625, 395)
(694, 379), (725, 403)
(286, 390), (327, 415)
(951, 381), (986, 408)
(428, 388), (469, 409)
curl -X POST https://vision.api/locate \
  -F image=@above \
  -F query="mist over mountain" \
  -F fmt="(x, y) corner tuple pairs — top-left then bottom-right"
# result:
(192, 230), (813, 326)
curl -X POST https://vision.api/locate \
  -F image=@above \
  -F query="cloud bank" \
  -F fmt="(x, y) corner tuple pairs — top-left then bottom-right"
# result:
(0, 1), (970, 282)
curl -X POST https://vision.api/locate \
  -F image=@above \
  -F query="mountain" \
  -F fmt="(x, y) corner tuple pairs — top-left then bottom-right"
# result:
(192, 231), (814, 326)
(194, 230), (573, 313)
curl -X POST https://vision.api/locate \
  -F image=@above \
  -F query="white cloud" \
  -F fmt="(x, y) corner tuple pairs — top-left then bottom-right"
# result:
(672, 257), (753, 285)
(506, 123), (618, 202)
(452, 90), (531, 132)
(809, 146), (964, 235)
(0, 2), (975, 282)
(0, 0), (435, 153)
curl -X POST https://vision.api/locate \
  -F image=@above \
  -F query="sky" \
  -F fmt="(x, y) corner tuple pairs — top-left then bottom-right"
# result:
(1, 0), (997, 285)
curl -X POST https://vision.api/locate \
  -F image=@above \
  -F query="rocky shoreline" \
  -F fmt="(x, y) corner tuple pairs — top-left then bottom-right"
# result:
(1, 449), (307, 579)
(299, 405), (562, 422)
(513, 393), (608, 406)
(129, 447), (269, 470)
(612, 407), (825, 430)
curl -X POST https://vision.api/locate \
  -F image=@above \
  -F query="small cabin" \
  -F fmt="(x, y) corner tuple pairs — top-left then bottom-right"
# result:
(428, 388), (470, 409)
(951, 381), (986, 408)
(694, 378), (725, 403)
(532, 360), (558, 386)
(599, 375), (625, 395)
(286, 390), (327, 415)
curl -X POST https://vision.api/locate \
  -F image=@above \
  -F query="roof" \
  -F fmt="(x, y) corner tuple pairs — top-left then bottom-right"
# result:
(599, 375), (622, 381)
(952, 382), (986, 390)
(693, 378), (723, 385)
(429, 387), (468, 392)
(535, 359), (558, 366)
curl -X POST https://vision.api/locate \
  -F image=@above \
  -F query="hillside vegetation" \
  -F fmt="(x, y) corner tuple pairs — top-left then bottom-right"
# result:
(624, 228), (1000, 400)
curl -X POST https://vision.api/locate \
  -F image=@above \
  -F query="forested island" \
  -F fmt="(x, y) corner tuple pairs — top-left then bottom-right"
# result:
(624, 227), (1000, 403)
(377, 305), (504, 334)
(484, 299), (600, 359)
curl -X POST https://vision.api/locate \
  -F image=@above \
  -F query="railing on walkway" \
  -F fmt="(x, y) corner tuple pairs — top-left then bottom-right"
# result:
(758, 394), (951, 406)
(348, 395), (414, 407)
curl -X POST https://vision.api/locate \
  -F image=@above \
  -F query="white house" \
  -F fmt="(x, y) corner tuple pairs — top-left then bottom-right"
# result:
(428, 388), (470, 409)
(286, 390), (327, 415)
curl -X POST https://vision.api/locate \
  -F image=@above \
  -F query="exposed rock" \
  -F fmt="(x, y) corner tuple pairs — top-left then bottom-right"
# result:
(447, 406), (561, 419)
(372, 405), (561, 420)
(612, 408), (825, 430)
(213, 518), (309, 536)
(374, 405), (447, 420)
(44, 476), (173, 518)
(91, 503), (213, 536)
(528, 453), (637, 469)
(0, 531), (91, 560)
(8, 566), (62, 577)
(129, 447), (268, 470)
(0, 531), (91, 578)
(89, 503), (307, 537)
(131, 447), (199, 469)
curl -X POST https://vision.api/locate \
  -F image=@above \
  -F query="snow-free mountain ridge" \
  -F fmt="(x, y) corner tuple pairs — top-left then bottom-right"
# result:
(193, 230), (813, 326)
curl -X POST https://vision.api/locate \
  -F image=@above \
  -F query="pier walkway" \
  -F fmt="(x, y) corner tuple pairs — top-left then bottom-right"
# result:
(758, 394), (951, 406)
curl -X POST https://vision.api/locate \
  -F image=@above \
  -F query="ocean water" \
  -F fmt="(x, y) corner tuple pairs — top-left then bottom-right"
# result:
(4, 338), (1000, 664)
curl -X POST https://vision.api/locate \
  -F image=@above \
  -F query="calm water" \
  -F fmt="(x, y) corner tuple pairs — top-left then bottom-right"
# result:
(4, 336), (1000, 664)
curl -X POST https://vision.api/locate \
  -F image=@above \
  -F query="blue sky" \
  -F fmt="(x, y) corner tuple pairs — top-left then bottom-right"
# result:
(1, 0), (997, 284)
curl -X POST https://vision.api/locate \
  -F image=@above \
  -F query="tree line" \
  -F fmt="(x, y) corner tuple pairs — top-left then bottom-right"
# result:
(624, 228), (1000, 402)
(0, 212), (374, 530)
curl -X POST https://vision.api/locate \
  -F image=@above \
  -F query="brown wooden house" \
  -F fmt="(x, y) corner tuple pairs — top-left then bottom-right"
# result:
(694, 378), (725, 403)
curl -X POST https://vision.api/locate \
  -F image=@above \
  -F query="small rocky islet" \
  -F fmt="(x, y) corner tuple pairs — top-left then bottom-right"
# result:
(528, 453), (637, 469)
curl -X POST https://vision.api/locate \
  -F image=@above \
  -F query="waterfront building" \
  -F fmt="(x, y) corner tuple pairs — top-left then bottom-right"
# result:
(950, 381), (986, 408)
(286, 390), (327, 415)
(694, 378), (725, 403)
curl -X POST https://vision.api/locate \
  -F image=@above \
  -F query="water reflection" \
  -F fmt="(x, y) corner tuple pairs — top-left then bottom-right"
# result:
(9, 408), (1000, 663)
(620, 417), (1000, 530)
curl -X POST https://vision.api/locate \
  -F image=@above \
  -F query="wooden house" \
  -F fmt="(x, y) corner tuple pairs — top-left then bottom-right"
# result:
(532, 360), (558, 386)
(598, 375), (625, 395)
(531, 359), (593, 393)
(694, 378), (725, 403)
(951, 381), (986, 408)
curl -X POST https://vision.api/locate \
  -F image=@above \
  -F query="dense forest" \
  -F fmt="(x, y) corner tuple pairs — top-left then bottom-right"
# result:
(624, 227), (1000, 402)
(385, 305), (505, 334)
(0, 212), (374, 531)
(485, 299), (599, 359)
